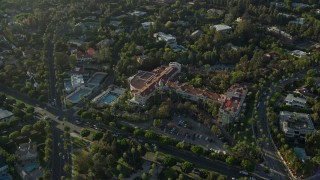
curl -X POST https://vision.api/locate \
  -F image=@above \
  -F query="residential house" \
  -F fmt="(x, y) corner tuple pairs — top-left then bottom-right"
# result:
(0, 109), (13, 122)
(128, 11), (146, 17)
(211, 24), (232, 34)
(289, 18), (305, 25)
(68, 39), (86, 47)
(285, 94), (307, 108)
(292, 2), (309, 8)
(191, 30), (202, 37)
(270, 2), (285, 8)
(136, 55), (148, 65)
(110, 21), (121, 27)
(15, 139), (42, 180)
(207, 8), (225, 15)
(294, 88), (318, 99)
(141, 22), (154, 30)
(267, 26), (295, 44)
(291, 50), (308, 58)
(115, 28), (125, 34)
(176, 20), (189, 27)
(280, 111), (315, 138)
(154, 32), (176, 44)
(153, 32), (187, 52)
(75, 22), (99, 33)
(75, 48), (96, 62)
(96, 38), (113, 48)
(71, 74), (84, 89)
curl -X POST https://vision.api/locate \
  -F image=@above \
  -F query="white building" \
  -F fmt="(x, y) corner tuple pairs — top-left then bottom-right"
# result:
(141, 22), (154, 30)
(128, 11), (147, 17)
(280, 111), (315, 138)
(285, 94), (307, 108)
(211, 24), (232, 33)
(191, 30), (202, 37)
(153, 32), (176, 44)
(291, 50), (308, 58)
(71, 74), (84, 89)
(289, 18), (305, 25)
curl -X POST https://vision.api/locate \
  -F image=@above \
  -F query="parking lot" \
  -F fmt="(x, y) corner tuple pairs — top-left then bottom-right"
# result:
(160, 115), (227, 152)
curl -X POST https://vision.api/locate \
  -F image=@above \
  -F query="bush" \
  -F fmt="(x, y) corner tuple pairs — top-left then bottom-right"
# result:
(80, 129), (90, 137)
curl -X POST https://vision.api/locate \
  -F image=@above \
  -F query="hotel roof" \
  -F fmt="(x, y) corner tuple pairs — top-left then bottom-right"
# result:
(220, 84), (248, 114)
(166, 81), (225, 103)
(129, 64), (180, 96)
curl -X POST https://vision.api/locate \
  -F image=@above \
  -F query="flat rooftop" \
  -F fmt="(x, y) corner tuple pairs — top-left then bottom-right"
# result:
(280, 111), (314, 130)
(0, 108), (13, 120)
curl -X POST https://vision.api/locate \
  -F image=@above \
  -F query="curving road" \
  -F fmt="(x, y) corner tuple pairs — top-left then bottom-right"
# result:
(256, 67), (320, 180)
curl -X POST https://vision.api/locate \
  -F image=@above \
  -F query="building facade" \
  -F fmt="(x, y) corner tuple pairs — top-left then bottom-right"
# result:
(280, 111), (315, 138)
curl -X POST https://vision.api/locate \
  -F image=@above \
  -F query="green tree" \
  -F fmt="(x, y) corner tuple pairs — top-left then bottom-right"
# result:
(181, 161), (194, 173)
(145, 130), (157, 140)
(80, 129), (90, 137)
(9, 131), (20, 139)
(0, 122), (8, 132)
(0, 136), (9, 145)
(33, 119), (47, 133)
(153, 119), (163, 128)
(163, 155), (177, 167)
(190, 145), (203, 155)
(21, 125), (33, 136)
(133, 128), (144, 136)
(176, 141), (186, 149)
(92, 132), (103, 141)
(241, 159), (255, 172)
(225, 155), (236, 165)
(26, 106), (35, 113)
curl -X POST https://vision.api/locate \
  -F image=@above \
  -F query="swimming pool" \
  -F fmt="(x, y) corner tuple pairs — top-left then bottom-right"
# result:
(66, 88), (92, 103)
(24, 162), (39, 172)
(100, 94), (117, 104)
(64, 80), (72, 93)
